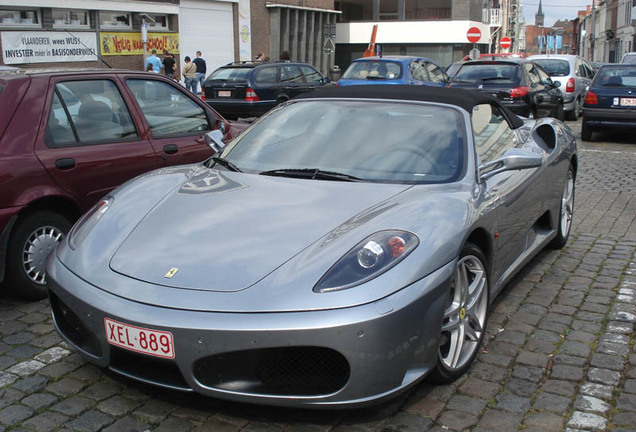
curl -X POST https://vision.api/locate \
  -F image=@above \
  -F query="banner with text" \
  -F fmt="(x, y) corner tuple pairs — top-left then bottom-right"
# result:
(2, 31), (97, 64)
(100, 32), (179, 56)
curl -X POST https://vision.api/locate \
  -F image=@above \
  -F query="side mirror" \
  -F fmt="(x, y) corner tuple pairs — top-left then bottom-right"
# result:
(552, 80), (561, 88)
(204, 129), (226, 154)
(479, 148), (542, 181)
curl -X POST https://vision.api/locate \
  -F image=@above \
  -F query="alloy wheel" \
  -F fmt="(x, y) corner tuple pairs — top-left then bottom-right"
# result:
(439, 254), (488, 371)
(560, 169), (575, 238)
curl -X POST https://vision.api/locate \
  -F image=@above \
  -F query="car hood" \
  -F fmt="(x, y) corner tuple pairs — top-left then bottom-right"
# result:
(108, 168), (411, 292)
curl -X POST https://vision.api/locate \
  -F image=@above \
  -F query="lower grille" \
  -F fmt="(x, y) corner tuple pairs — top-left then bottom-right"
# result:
(49, 292), (102, 357)
(110, 346), (190, 391)
(194, 346), (350, 396)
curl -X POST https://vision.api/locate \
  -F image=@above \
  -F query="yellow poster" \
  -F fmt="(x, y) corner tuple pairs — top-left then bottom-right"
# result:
(100, 32), (180, 56)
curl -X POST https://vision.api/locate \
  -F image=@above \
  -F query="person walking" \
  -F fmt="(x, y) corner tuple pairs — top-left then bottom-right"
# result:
(144, 49), (161, 73)
(192, 51), (207, 94)
(182, 56), (197, 93)
(161, 50), (176, 79)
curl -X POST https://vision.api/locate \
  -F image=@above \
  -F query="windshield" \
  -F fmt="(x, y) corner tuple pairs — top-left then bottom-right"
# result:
(453, 64), (519, 83)
(342, 61), (403, 80)
(594, 67), (636, 87)
(532, 59), (570, 76)
(217, 100), (465, 184)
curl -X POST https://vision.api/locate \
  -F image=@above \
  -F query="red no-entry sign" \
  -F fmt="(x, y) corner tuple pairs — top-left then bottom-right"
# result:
(500, 36), (512, 49)
(467, 27), (481, 44)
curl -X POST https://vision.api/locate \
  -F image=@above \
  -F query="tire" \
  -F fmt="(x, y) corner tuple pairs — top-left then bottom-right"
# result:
(548, 164), (575, 250)
(430, 243), (489, 382)
(554, 103), (565, 121)
(581, 119), (592, 141)
(566, 98), (580, 121)
(5, 211), (72, 300)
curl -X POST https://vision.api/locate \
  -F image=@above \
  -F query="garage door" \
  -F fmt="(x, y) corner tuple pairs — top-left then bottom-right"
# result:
(179, 0), (234, 80)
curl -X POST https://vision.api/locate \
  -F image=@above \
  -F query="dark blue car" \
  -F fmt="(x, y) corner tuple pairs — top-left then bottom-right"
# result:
(337, 56), (449, 87)
(581, 64), (636, 141)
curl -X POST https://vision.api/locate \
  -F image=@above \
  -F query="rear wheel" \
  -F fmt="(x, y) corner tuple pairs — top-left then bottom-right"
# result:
(5, 211), (72, 300)
(581, 119), (592, 141)
(566, 98), (580, 121)
(548, 164), (575, 249)
(430, 243), (489, 382)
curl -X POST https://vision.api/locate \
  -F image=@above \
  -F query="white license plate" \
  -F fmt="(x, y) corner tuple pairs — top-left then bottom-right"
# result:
(217, 90), (231, 97)
(620, 98), (636, 107)
(105, 318), (175, 359)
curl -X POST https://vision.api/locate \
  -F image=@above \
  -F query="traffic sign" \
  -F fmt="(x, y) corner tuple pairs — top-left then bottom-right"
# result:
(469, 48), (480, 60)
(467, 27), (481, 44)
(500, 36), (512, 49)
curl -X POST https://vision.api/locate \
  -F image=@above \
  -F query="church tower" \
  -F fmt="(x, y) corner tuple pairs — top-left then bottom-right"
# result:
(535, 0), (544, 27)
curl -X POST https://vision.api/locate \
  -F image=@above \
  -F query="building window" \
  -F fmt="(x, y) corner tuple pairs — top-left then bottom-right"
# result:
(52, 9), (90, 28)
(144, 14), (169, 30)
(405, 0), (451, 20)
(336, 0), (374, 21)
(0, 9), (40, 26)
(380, 0), (400, 20)
(100, 12), (131, 29)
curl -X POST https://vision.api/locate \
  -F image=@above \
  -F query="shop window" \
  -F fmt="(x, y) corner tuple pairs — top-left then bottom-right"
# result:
(52, 9), (89, 28)
(100, 12), (131, 29)
(0, 9), (40, 26)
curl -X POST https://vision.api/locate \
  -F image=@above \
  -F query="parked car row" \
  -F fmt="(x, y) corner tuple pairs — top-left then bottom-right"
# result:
(0, 69), (246, 299)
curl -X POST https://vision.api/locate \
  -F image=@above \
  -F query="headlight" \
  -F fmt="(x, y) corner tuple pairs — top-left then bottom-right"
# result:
(68, 196), (113, 250)
(314, 230), (419, 293)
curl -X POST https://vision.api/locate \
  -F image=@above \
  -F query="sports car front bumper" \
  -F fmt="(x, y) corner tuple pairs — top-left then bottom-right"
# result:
(46, 254), (454, 408)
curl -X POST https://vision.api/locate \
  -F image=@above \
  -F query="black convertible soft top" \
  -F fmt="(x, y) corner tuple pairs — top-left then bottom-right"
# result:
(295, 84), (524, 129)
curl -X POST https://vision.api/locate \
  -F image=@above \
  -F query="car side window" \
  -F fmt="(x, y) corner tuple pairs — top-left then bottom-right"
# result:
(534, 64), (551, 84)
(280, 65), (304, 83)
(424, 62), (447, 83)
(410, 61), (428, 81)
(45, 79), (138, 147)
(254, 67), (278, 84)
(300, 65), (322, 84)
(472, 104), (517, 164)
(127, 79), (210, 137)
(525, 63), (540, 86)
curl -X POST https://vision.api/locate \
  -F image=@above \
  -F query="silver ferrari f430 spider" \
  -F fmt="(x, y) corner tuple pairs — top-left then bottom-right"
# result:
(47, 85), (577, 408)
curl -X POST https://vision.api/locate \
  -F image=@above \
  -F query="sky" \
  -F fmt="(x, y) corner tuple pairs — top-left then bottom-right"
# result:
(520, 1), (593, 27)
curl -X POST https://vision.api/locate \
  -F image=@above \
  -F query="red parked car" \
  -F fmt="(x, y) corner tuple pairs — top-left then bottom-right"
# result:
(0, 69), (246, 299)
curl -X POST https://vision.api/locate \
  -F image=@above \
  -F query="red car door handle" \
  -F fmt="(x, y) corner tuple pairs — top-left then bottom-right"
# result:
(55, 158), (76, 170)
(163, 144), (178, 155)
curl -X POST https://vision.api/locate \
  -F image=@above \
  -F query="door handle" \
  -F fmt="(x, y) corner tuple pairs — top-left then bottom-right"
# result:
(55, 158), (76, 170)
(163, 144), (178, 154)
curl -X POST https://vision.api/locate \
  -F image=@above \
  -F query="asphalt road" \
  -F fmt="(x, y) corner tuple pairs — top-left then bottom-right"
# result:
(1, 118), (635, 432)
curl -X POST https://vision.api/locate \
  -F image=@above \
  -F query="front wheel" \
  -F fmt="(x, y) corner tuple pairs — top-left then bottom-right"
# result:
(548, 164), (575, 249)
(5, 211), (72, 300)
(430, 243), (489, 382)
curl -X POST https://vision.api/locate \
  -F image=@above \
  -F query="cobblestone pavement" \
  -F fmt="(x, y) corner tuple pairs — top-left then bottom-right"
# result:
(1, 121), (635, 432)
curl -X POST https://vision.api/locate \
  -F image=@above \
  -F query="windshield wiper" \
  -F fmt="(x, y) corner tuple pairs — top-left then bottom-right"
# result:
(259, 168), (363, 182)
(211, 156), (242, 172)
(479, 76), (513, 81)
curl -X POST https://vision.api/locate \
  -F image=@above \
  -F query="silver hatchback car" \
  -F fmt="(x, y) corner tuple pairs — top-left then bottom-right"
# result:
(528, 54), (595, 120)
